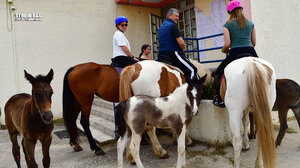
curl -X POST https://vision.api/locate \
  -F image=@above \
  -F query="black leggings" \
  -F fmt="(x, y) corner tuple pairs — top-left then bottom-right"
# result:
(214, 47), (258, 102)
(215, 47), (258, 77)
(158, 51), (198, 79)
(111, 56), (138, 68)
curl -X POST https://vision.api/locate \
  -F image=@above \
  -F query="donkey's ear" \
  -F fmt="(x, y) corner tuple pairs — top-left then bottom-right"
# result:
(46, 69), (54, 83)
(24, 70), (35, 84)
(199, 74), (207, 84)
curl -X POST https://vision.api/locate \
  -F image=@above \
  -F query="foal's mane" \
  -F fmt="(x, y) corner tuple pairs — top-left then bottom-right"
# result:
(34, 75), (50, 83)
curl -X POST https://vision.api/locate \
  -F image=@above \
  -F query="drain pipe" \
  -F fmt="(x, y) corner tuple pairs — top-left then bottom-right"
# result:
(6, 0), (19, 93)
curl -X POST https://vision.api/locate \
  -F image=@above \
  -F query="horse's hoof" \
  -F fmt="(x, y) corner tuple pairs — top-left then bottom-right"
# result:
(159, 153), (169, 159)
(72, 145), (83, 152)
(187, 140), (195, 147)
(126, 153), (134, 163)
(95, 149), (105, 156)
(242, 148), (249, 152)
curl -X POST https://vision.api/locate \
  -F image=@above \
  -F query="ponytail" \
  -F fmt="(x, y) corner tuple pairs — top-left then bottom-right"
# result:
(229, 8), (247, 29)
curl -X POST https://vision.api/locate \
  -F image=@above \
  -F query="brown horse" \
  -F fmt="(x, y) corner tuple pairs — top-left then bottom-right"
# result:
(5, 69), (54, 168)
(63, 63), (119, 155)
(249, 78), (300, 147)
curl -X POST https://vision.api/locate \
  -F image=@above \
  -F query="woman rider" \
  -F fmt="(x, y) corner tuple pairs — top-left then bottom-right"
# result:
(111, 16), (139, 68)
(213, 0), (258, 107)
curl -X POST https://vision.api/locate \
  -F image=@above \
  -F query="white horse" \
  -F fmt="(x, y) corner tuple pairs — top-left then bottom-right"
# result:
(116, 76), (207, 168)
(220, 57), (276, 168)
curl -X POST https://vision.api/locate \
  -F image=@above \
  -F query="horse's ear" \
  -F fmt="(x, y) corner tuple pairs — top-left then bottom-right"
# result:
(46, 69), (54, 83)
(186, 77), (192, 84)
(199, 74), (207, 84)
(24, 70), (35, 84)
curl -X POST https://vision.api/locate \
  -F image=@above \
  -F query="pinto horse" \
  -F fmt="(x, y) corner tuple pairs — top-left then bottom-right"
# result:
(119, 60), (206, 161)
(62, 61), (210, 155)
(249, 78), (300, 147)
(5, 69), (54, 168)
(116, 76), (206, 168)
(219, 57), (276, 168)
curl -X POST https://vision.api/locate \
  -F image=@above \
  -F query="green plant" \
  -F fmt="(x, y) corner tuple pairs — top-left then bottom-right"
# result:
(202, 83), (215, 100)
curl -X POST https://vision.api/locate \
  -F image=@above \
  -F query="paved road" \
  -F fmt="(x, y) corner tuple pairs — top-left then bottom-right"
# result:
(0, 120), (300, 168)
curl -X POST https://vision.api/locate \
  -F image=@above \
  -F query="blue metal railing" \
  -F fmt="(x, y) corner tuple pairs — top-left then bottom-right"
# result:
(183, 33), (224, 63)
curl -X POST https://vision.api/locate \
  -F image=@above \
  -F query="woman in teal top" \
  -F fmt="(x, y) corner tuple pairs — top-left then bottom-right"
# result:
(213, 0), (258, 107)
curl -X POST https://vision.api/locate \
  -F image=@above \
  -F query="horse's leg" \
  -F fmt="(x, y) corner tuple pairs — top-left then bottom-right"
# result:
(80, 104), (105, 155)
(22, 138), (29, 166)
(41, 134), (52, 168)
(275, 108), (288, 147)
(23, 137), (38, 168)
(228, 110), (242, 168)
(255, 137), (263, 168)
(291, 107), (300, 129)
(117, 130), (129, 168)
(248, 112), (256, 139)
(125, 136), (134, 164)
(129, 132), (143, 168)
(146, 127), (168, 159)
(176, 125), (186, 168)
(8, 131), (21, 168)
(69, 99), (82, 152)
(242, 109), (250, 150)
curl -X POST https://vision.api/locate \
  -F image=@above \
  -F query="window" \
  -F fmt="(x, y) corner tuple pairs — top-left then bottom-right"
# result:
(149, 14), (162, 60)
(178, 0), (197, 60)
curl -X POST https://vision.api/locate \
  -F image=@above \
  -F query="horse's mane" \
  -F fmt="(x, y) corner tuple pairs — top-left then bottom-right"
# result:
(189, 59), (213, 86)
(35, 75), (49, 83)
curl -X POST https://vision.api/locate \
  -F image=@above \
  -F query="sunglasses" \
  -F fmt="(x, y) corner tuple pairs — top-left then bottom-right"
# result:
(120, 24), (128, 27)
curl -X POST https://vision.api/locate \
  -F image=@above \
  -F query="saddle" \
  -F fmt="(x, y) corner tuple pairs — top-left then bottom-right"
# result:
(157, 55), (184, 75)
(111, 59), (123, 75)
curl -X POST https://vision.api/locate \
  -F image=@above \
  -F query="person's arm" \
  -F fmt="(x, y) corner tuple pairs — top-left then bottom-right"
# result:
(171, 24), (185, 52)
(176, 37), (185, 52)
(222, 27), (231, 53)
(251, 27), (256, 47)
(120, 46), (133, 57)
(120, 46), (139, 61)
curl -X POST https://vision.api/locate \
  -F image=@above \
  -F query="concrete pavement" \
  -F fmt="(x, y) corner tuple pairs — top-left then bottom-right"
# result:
(0, 120), (300, 168)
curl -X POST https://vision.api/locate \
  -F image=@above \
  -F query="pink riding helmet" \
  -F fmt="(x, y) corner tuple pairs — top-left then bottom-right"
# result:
(227, 0), (243, 13)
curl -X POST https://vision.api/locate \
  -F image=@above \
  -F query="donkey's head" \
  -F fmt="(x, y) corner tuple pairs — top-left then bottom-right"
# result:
(186, 74), (207, 116)
(25, 69), (54, 124)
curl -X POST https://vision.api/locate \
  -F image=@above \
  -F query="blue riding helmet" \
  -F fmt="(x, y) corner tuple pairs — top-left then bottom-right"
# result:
(115, 16), (128, 25)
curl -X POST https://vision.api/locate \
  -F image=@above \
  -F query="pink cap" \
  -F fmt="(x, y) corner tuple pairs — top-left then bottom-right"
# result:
(227, 0), (243, 13)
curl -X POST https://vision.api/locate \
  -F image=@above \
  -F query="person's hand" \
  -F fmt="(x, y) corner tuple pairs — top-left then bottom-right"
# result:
(221, 48), (228, 54)
(133, 57), (139, 61)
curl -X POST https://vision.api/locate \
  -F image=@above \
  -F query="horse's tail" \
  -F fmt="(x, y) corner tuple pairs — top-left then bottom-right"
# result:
(119, 65), (135, 102)
(115, 102), (127, 137)
(62, 67), (78, 143)
(245, 61), (276, 168)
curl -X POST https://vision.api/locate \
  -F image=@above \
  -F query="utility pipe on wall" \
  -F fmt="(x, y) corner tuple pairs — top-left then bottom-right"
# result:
(6, 0), (19, 93)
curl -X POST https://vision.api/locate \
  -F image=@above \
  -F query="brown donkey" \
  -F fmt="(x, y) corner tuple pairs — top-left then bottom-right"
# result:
(5, 69), (54, 168)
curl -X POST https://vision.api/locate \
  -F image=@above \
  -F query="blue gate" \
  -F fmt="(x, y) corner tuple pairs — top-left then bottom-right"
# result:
(184, 33), (224, 64)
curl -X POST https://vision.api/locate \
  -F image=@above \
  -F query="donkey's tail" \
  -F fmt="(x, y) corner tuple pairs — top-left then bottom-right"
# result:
(119, 65), (136, 102)
(115, 102), (127, 137)
(62, 67), (79, 144)
(245, 61), (276, 168)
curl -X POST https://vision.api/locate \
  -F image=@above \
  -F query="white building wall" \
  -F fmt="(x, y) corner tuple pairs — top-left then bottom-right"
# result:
(251, 0), (300, 83)
(0, 0), (160, 124)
